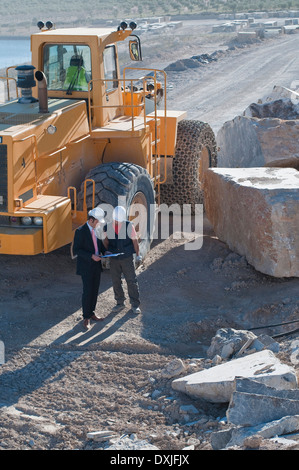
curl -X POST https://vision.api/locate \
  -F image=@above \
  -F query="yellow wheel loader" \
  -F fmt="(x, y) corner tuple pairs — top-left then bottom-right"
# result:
(0, 21), (217, 258)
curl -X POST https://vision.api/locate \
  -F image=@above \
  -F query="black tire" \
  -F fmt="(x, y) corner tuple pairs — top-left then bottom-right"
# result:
(160, 119), (217, 212)
(78, 162), (156, 260)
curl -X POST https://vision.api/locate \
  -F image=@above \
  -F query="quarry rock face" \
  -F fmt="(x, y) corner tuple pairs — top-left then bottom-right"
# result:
(204, 167), (299, 277)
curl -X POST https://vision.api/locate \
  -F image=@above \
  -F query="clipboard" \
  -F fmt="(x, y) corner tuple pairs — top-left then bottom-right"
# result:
(101, 253), (125, 258)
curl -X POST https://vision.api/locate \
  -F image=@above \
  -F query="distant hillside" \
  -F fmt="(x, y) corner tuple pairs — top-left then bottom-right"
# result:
(1, 0), (299, 36)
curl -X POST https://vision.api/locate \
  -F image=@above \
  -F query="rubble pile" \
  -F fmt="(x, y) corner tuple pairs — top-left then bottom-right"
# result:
(171, 328), (299, 450)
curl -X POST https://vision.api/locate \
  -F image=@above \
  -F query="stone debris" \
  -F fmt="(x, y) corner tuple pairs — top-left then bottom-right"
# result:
(204, 167), (299, 277)
(171, 349), (297, 403)
(161, 358), (186, 378)
(207, 328), (280, 361)
(86, 431), (160, 450)
(213, 327), (289, 361)
(103, 434), (159, 450)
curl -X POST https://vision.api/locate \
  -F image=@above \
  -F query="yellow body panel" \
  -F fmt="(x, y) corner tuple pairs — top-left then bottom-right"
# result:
(0, 195), (73, 255)
(22, 195), (73, 253)
(123, 91), (144, 117)
(0, 227), (43, 255)
(148, 110), (187, 157)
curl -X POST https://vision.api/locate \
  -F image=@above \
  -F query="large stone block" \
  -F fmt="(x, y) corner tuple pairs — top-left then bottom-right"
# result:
(171, 350), (297, 403)
(204, 167), (299, 277)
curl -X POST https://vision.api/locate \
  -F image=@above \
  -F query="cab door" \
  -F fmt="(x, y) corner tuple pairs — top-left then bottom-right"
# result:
(102, 45), (123, 124)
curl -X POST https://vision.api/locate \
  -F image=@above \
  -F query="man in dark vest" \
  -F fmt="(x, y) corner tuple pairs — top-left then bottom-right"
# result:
(103, 206), (141, 314)
(73, 207), (106, 330)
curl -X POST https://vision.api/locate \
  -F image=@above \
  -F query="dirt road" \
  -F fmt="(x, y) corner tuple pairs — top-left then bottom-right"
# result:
(166, 29), (299, 134)
(0, 21), (299, 451)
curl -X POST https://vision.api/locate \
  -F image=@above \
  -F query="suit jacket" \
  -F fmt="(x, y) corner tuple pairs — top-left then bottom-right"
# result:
(73, 223), (105, 276)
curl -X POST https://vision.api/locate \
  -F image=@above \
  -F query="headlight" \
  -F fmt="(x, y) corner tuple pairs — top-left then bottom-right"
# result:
(47, 125), (57, 135)
(33, 217), (43, 226)
(21, 216), (32, 225)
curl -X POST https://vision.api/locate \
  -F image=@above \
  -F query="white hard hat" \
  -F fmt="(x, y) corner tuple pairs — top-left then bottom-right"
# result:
(88, 207), (105, 223)
(112, 206), (127, 223)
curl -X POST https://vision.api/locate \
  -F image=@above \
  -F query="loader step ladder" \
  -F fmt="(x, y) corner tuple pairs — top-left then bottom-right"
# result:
(68, 178), (95, 229)
(148, 117), (162, 205)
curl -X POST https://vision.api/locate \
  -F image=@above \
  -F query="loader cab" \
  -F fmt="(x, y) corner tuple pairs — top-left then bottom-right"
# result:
(31, 26), (138, 128)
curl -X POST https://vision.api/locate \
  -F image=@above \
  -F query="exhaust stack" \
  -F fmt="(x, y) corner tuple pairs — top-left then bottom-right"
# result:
(35, 70), (49, 113)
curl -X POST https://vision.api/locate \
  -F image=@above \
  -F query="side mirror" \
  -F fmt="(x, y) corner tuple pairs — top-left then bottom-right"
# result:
(129, 39), (142, 61)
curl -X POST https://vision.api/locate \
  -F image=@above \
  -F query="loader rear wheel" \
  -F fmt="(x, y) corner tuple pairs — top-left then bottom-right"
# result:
(160, 120), (217, 212)
(78, 162), (156, 259)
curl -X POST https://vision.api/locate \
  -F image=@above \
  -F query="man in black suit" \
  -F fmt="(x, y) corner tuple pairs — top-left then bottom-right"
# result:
(73, 207), (106, 330)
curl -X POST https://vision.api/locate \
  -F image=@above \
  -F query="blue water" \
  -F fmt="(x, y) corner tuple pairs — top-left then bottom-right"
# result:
(0, 38), (31, 70)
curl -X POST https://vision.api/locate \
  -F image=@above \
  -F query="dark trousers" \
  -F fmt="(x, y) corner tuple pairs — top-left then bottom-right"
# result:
(81, 268), (101, 319)
(110, 256), (140, 308)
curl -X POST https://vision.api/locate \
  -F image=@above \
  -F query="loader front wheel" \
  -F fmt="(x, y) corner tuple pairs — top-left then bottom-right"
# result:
(78, 162), (156, 260)
(160, 120), (217, 212)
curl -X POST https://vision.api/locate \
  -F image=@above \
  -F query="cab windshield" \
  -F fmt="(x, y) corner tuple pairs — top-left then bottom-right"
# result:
(43, 44), (92, 93)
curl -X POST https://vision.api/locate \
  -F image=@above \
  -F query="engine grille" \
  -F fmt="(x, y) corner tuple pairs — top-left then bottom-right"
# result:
(0, 145), (7, 212)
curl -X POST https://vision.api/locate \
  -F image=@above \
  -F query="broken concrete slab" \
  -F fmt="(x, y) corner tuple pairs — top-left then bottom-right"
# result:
(211, 415), (299, 449)
(171, 350), (297, 403)
(204, 167), (299, 277)
(234, 377), (299, 399)
(227, 391), (299, 426)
